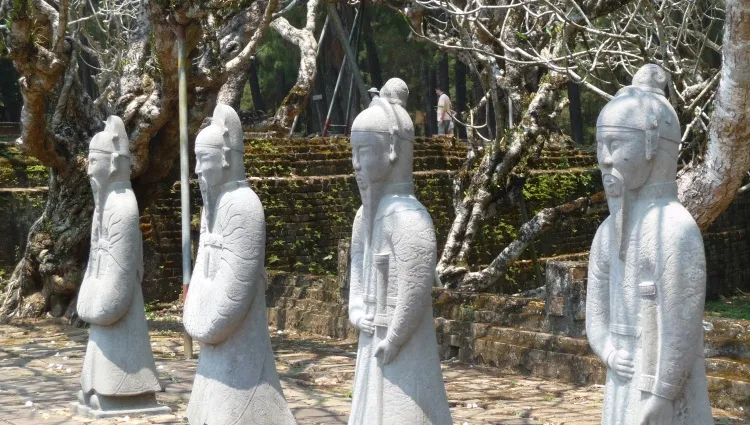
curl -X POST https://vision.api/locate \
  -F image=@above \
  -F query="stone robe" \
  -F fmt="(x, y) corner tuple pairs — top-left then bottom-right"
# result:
(77, 182), (161, 397)
(586, 183), (713, 425)
(348, 186), (452, 425)
(183, 180), (295, 425)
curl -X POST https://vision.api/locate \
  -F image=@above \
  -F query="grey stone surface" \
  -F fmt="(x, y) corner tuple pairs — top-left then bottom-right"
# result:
(182, 104), (295, 425)
(347, 78), (453, 424)
(0, 319), (746, 424)
(586, 64), (714, 424)
(545, 261), (587, 337)
(76, 116), (167, 417)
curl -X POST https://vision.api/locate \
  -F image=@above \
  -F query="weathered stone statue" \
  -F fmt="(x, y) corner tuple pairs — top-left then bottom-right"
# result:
(586, 64), (714, 425)
(182, 104), (295, 425)
(347, 78), (453, 425)
(74, 116), (169, 418)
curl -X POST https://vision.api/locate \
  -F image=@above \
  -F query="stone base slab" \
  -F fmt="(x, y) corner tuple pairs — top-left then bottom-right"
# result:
(70, 402), (172, 418)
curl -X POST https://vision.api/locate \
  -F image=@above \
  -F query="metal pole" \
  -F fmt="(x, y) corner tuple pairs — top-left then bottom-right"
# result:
(176, 25), (194, 360)
(326, 1), (370, 109)
(322, 7), (360, 136)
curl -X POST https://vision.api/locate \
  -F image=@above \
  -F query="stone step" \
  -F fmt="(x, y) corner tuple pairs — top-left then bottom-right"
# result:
(436, 322), (750, 410)
(244, 155), (466, 177)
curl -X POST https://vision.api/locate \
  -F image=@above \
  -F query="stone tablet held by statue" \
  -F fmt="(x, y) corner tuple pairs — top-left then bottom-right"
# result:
(182, 104), (295, 425)
(347, 78), (453, 425)
(585, 64), (714, 425)
(73, 116), (169, 418)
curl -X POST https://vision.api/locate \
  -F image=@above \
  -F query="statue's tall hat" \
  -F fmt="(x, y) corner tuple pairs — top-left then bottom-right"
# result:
(597, 64), (681, 159)
(89, 116), (130, 157)
(195, 104), (245, 153)
(351, 78), (415, 146)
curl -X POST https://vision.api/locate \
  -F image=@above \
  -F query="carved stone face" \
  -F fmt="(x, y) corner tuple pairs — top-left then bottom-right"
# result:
(597, 129), (650, 196)
(351, 132), (391, 190)
(195, 144), (224, 189)
(195, 123), (228, 189)
(87, 151), (112, 192)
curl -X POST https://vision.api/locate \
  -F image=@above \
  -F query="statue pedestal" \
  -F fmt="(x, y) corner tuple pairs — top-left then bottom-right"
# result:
(70, 392), (171, 418)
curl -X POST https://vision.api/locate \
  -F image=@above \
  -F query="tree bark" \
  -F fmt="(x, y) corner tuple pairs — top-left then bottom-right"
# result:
(567, 82), (584, 145)
(676, 0), (750, 231)
(248, 56), (266, 113)
(0, 0), (277, 319)
(455, 59), (468, 139)
(270, 0), (321, 130)
(456, 193), (606, 292)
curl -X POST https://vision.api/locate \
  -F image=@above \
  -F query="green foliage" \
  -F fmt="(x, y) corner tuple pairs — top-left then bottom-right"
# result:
(705, 297), (750, 321)
(246, 8), (306, 112)
(523, 170), (594, 210)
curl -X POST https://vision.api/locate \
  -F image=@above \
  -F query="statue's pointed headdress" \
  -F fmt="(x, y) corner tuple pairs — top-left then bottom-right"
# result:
(195, 104), (245, 153)
(89, 115), (130, 157)
(350, 78), (415, 149)
(597, 64), (681, 160)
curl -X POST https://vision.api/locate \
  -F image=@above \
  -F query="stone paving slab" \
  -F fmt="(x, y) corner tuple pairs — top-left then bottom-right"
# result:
(0, 318), (747, 425)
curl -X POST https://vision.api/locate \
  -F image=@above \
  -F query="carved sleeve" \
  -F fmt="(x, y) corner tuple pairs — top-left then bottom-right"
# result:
(385, 206), (436, 347)
(76, 207), (138, 326)
(183, 195), (265, 345)
(348, 207), (366, 328)
(585, 222), (615, 365)
(642, 221), (706, 400)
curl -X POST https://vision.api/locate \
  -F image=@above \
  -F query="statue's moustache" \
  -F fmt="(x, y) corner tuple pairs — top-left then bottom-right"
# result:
(602, 169), (624, 196)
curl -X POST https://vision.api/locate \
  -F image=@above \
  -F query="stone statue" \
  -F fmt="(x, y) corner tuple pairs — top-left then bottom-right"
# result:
(586, 64), (714, 425)
(182, 104), (296, 425)
(347, 78), (453, 425)
(73, 116), (169, 418)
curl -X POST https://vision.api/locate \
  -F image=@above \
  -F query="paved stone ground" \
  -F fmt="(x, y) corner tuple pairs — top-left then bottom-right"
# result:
(0, 318), (746, 425)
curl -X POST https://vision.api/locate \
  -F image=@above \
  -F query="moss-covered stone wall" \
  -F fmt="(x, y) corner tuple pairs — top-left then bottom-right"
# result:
(0, 140), (48, 277)
(139, 137), (466, 301)
(0, 190), (46, 275)
(2, 129), (748, 301)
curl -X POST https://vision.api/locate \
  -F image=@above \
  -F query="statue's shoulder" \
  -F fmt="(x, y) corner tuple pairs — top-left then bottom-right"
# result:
(643, 201), (701, 239)
(104, 189), (139, 222)
(379, 197), (434, 240)
(220, 185), (264, 216)
(380, 196), (430, 222)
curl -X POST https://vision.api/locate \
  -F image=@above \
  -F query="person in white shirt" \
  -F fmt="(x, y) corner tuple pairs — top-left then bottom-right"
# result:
(435, 86), (453, 135)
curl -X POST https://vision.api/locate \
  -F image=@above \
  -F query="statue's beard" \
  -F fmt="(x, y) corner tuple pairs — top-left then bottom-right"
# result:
(603, 170), (628, 260)
(199, 176), (216, 226)
(90, 178), (100, 198)
(603, 172), (623, 198)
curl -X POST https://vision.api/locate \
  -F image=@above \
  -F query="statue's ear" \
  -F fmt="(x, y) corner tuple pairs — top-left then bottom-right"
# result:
(222, 146), (231, 168)
(110, 152), (119, 174)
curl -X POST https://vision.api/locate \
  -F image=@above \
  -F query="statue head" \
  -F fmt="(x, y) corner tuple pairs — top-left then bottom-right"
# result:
(88, 115), (131, 191)
(596, 64), (680, 198)
(194, 104), (245, 190)
(350, 78), (415, 194)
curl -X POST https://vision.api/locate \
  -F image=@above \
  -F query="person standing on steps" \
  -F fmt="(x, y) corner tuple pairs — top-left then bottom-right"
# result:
(435, 85), (453, 135)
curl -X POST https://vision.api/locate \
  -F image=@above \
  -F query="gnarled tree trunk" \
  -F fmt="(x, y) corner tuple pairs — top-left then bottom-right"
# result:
(0, 0), (276, 319)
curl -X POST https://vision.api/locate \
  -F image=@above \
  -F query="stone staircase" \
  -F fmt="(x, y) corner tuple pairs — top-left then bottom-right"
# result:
(265, 271), (750, 412)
